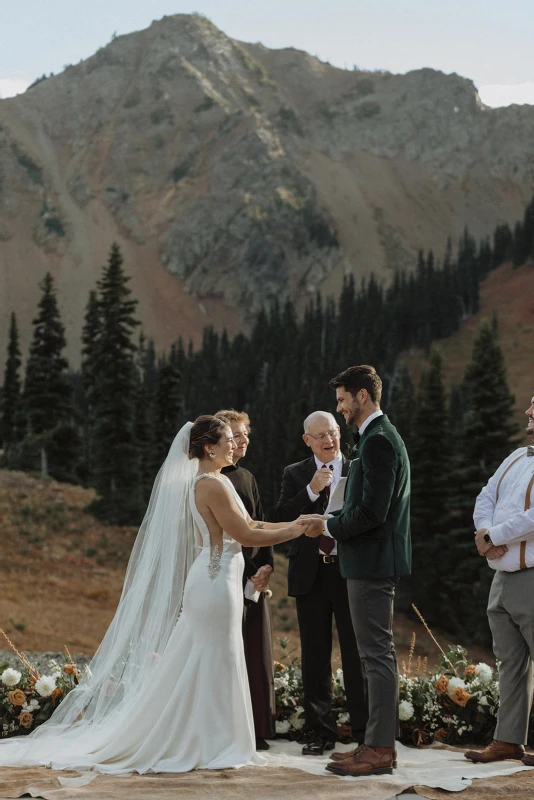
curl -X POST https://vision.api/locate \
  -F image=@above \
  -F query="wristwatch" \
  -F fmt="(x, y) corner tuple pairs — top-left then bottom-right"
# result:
(483, 529), (493, 545)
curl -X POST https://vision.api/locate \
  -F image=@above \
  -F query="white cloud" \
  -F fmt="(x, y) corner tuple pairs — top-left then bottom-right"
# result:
(478, 82), (534, 108)
(0, 76), (31, 99)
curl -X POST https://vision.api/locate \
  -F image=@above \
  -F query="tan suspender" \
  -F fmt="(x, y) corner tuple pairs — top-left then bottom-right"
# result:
(495, 454), (534, 570)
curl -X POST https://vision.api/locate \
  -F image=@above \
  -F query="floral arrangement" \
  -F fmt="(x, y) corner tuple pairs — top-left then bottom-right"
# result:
(273, 607), (513, 747)
(0, 630), (80, 739)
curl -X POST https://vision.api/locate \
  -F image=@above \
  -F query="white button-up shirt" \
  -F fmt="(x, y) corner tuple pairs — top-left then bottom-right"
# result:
(474, 447), (534, 572)
(307, 453), (343, 555)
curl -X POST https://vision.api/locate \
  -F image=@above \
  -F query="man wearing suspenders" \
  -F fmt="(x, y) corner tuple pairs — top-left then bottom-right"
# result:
(465, 396), (534, 765)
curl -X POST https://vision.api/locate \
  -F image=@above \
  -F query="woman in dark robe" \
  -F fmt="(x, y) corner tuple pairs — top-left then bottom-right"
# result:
(215, 410), (275, 750)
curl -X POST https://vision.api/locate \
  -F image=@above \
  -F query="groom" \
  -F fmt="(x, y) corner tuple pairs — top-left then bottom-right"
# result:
(301, 365), (411, 777)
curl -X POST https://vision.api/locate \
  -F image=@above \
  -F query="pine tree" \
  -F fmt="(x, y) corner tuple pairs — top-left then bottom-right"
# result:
(151, 346), (184, 471)
(408, 349), (454, 623)
(79, 290), (101, 485)
(24, 273), (72, 436)
(1, 313), (22, 449)
(135, 333), (156, 502)
(22, 274), (77, 478)
(448, 322), (519, 643)
(88, 243), (143, 523)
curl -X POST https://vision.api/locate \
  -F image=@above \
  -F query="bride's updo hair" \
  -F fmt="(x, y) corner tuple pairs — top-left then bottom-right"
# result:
(189, 415), (228, 460)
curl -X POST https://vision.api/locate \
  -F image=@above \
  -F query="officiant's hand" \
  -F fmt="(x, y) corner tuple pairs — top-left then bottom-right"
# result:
(251, 564), (273, 592)
(309, 466), (334, 495)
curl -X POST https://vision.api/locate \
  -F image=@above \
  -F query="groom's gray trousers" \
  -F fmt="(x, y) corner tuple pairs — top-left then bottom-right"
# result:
(347, 577), (399, 748)
(488, 568), (534, 744)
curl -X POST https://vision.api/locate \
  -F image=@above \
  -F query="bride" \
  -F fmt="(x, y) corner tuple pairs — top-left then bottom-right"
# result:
(0, 415), (305, 773)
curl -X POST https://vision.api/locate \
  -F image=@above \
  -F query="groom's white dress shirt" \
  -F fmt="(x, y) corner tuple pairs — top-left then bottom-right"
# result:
(474, 446), (534, 572)
(306, 453), (343, 555)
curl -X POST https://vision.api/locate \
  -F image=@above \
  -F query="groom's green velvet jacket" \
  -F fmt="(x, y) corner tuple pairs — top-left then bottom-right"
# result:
(328, 414), (411, 580)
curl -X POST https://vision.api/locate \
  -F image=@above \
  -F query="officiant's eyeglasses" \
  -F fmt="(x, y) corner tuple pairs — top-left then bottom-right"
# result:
(306, 430), (340, 441)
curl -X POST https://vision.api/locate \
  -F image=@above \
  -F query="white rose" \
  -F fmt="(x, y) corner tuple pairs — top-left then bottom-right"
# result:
(475, 663), (493, 685)
(337, 712), (350, 725)
(1, 668), (22, 687)
(447, 677), (466, 697)
(34, 675), (57, 697)
(336, 668), (345, 689)
(275, 719), (291, 735)
(289, 711), (305, 731)
(399, 700), (415, 721)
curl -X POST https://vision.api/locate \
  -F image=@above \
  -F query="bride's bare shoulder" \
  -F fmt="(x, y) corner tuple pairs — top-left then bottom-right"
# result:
(194, 475), (231, 500)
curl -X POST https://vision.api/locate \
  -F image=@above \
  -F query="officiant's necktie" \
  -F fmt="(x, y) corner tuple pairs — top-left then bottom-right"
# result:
(318, 465), (335, 555)
(527, 445), (534, 457)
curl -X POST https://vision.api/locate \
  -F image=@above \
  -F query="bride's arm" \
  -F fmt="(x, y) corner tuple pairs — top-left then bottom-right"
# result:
(197, 479), (303, 546)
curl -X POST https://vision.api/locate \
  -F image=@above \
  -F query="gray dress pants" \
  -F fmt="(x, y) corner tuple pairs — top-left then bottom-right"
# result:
(347, 577), (399, 748)
(487, 568), (534, 744)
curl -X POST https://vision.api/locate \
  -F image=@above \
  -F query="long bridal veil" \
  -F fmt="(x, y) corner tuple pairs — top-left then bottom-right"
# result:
(0, 422), (198, 766)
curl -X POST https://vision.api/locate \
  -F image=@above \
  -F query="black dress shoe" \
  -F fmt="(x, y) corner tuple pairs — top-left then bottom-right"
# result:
(302, 737), (335, 756)
(255, 738), (270, 751)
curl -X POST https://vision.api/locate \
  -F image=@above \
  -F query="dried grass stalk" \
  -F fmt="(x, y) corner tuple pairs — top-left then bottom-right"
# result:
(0, 628), (40, 677)
(411, 604), (458, 676)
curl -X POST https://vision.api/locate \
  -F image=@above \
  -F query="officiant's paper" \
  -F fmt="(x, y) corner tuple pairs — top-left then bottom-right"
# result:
(244, 579), (260, 603)
(328, 477), (347, 513)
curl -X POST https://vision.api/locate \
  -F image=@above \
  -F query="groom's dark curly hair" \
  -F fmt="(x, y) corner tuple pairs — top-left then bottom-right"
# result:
(329, 365), (382, 404)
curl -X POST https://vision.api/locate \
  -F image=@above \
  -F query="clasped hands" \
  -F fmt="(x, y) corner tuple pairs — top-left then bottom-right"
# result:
(473, 528), (508, 560)
(250, 564), (273, 592)
(296, 514), (328, 538)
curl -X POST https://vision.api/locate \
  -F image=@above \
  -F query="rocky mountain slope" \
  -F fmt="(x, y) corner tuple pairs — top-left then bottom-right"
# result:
(1, 13), (533, 365)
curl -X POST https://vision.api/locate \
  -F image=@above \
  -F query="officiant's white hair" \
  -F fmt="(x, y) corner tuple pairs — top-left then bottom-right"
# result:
(303, 411), (338, 433)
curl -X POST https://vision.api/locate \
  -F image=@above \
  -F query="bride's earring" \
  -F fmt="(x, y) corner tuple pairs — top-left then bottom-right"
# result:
(209, 452), (215, 459)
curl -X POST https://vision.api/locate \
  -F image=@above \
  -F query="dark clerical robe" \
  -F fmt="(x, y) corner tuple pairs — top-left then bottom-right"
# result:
(222, 463), (275, 739)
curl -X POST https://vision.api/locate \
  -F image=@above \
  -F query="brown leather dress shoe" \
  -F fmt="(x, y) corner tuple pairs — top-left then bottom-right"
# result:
(522, 753), (534, 766)
(464, 740), (525, 763)
(330, 746), (398, 768)
(326, 745), (395, 776)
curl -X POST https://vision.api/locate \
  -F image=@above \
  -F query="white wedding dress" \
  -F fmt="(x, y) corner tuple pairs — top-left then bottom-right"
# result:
(0, 471), (265, 774)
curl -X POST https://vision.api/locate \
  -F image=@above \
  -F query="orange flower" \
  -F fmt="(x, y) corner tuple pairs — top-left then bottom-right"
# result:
(51, 688), (63, 702)
(8, 689), (26, 707)
(433, 675), (449, 695)
(62, 664), (77, 675)
(274, 661), (286, 672)
(450, 687), (471, 707)
(18, 711), (33, 728)
(464, 664), (477, 677)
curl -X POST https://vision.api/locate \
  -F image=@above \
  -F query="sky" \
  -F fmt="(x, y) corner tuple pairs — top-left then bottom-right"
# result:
(2, 0), (534, 106)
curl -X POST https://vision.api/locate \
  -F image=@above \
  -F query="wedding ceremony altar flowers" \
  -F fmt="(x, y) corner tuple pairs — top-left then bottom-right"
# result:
(0, 631), (80, 738)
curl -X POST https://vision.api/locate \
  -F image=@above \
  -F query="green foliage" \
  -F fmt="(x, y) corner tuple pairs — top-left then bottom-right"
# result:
(236, 45), (276, 87)
(354, 78), (374, 96)
(447, 322), (519, 644)
(1, 313), (22, 447)
(86, 243), (144, 524)
(12, 145), (43, 185)
(355, 100), (381, 119)
(44, 216), (65, 237)
(277, 106), (304, 136)
(317, 101), (337, 123)
(195, 96), (215, 113)
(24, 274), (72, 439)
(150, 106), (173, 125)
(123, 88), (141, 109)
(172, 158), (193, 183)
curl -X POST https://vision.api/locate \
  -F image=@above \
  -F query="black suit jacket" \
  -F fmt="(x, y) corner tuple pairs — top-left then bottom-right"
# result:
(274, 455), (351, 596)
